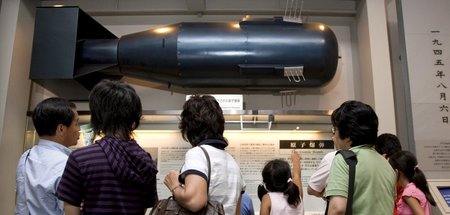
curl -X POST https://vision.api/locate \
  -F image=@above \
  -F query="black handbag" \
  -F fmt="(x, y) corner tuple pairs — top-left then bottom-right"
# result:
(150, 146), (225, 215)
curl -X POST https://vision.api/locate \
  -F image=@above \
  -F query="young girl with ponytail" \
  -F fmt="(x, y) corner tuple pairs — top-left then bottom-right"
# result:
(258, 150), (304, 215)
(389, 151), (436, 215)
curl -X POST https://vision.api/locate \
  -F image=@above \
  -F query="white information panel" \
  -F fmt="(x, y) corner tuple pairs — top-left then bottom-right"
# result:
(401, 0), (450, 170)
(186, 94), (243, 111)
(133, 130), (334, 215)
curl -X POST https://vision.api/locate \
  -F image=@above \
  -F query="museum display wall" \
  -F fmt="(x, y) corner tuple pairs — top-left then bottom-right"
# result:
(1, 0), (418, 214)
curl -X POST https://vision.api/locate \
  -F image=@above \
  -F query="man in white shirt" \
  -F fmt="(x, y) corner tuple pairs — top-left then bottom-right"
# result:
(15, 97), (80, 215)
(307, 151), (336, 197)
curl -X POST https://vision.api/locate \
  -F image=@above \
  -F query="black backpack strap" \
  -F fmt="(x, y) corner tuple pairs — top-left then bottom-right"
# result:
(324, 150), (357, 215)
(337, 150), (357, 215)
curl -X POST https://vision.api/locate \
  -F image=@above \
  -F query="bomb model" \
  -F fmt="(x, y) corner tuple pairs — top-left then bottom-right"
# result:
(30, 6), (338, 95)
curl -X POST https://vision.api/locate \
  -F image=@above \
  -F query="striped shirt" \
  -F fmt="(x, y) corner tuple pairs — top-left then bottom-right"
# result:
(57, 137), (158, 215)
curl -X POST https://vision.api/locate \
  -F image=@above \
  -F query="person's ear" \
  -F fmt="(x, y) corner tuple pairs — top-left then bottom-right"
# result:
(56, 124), (65, 136)
(344, 137), (352, 147)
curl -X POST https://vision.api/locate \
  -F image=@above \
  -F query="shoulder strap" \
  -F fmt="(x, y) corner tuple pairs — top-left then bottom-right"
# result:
(199, 146), (211, 193)
(25, 149), (32, 163)
(336, 150), (357, 215)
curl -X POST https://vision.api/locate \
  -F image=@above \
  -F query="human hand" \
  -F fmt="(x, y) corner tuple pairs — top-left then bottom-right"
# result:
(291, 149), (301, 164)
(164, 170), (180, 191)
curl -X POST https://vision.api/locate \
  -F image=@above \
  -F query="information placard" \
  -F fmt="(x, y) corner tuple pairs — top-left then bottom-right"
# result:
(401, 0), (450, 170)
(134, 130), (334, 215)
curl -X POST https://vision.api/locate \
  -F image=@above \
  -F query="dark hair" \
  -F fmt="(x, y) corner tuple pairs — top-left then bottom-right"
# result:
(331, 100), (378, 147)
(32, 97), (76, 136)
(258, 159), (301, 207)
(375, 133), (402, 158)
(179, 95), (227, 146)
(389, 151), (436, 206)
(89, 79), (142, 140)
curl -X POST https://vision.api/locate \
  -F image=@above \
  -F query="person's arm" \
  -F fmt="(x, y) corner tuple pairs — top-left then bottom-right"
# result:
(325, 154), (349, 215)
(57, 153), (84, 214)
(327, 196), (347, 215)
(164, 170), (208, 212)
(235, 193), (242, 215)
(64, 203), (81, 215)
(307, 185), (324, 197)
(307, 152), (334, 198)
(291, 150), (303, 198)
(259, 194), (271, 215)
(15, 154), (29, 215)
(143, 159), (159, 208)
(403, 196), (426, 215)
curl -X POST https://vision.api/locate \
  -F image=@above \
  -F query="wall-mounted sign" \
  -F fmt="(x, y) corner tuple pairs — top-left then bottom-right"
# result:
(402, 0), (450, 171)
(186, 94), (243, 110)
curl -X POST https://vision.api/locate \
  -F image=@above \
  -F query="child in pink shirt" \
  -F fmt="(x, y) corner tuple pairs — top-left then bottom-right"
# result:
(389, 151), (436, 215)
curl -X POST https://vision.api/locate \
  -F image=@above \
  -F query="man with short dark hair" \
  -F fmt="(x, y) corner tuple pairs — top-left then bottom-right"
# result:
(375, 133), (402, 159)
(324, 100), (396, 215)
(15, 97), (80, 215)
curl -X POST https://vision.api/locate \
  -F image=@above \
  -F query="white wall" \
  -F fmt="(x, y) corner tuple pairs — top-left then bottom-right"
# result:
(356, 0), (396, 134)
(0, 0), (21, 213)
(0, 0), (39, 214)
(0, 0), (18, 147)
(385, 0), (412, 150)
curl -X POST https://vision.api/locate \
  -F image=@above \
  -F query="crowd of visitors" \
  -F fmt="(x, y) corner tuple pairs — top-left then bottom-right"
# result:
(15, 80), (435, 215)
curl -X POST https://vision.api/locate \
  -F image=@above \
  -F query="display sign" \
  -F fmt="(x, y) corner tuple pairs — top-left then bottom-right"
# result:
(401, 0), (450, 170)
(133, 130), (334, 215)
(186, 94), (243, 110)
(427, 179), (450, 214)
(439, 187), (450, 207)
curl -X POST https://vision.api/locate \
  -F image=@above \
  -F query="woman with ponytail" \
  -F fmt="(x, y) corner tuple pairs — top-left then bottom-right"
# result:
(389, 151), (436, 215)
(258, 150), (304, 215)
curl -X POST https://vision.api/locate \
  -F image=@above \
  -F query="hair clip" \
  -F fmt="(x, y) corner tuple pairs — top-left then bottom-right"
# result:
(259, 183), (269, 192)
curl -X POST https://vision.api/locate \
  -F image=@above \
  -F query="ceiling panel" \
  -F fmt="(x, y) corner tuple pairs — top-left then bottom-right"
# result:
(40, 0), (359, 17)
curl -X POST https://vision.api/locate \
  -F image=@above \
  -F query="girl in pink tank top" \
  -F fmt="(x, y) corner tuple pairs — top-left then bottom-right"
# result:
(389, 151), (436, 215)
